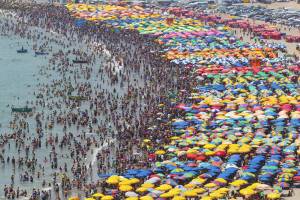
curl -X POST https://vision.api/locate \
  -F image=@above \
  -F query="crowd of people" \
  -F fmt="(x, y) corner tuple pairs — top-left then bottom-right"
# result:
(0, 1), (183, 199)
(0, 1), (299, 200)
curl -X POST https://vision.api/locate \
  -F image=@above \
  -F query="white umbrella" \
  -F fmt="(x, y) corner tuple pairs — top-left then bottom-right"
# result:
(125, 192), (139, 197)
(145, 177), (160, 184)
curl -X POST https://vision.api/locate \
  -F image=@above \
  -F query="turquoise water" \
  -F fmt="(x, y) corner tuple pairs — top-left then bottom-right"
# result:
(0, 31), (120, 198)
(0, 36), (43, 131)
(0, 35), (52, 199)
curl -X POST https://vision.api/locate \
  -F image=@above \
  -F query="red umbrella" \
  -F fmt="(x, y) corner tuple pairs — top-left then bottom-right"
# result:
(293, 176), (300, 181)
(215, 150), (226, 157)
(187, 163), (198, 167)
(187, 153), (197, 159)
(195, 155), (207, 161)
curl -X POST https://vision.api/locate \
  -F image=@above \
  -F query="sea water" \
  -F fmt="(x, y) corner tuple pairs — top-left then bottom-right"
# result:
(0, 35), (50, 199)
(0, 37), (40, 128)
(0, 31), (120, 199)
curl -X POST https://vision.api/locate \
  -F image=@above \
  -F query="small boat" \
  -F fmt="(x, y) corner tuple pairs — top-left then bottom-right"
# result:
(73, 59), (88, 64)
(12, 107), (33, 113)
(17, 47), (28, 53)
(35, 51), (49, 56)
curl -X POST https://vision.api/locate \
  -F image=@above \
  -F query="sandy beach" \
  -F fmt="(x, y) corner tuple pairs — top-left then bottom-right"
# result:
(0, 1), (299, 200)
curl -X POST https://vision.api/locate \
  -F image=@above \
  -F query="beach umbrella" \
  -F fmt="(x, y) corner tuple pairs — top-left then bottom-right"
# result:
(125, 192), (139, 197)
(193, 188), (206, 194)
(203, 144), (216, 149)
(145, 177), (160, 184)
(155, 150), (166, 155)
(69, 197), (80, 200)
(140, 196), (153, 200)
(119, 185), (133, 192)
(136, 187), (148, 193)
(239, 188), (256, 196)
(215, 178), (227, 184)
(106, 176), (120, 184)
(204, 183), (217, 188)
(92, 193), (104, 198)
(279, 182), (289, 188)
(256, 184), (272, 190)
(210, 192), (225, 199)
(101, 196), (114, 200)
(183, 190), (198, 197)
(230, 180), (248, 187)
(141, 183), (154, 188)
(156, 184), (172, 191)
(267, 192), (281, 199)
(215, 150), (226, 157)
(125, 198), (138, 200)
(201, 196), (212, 200)
(172, 196), (186, 200)
(184, 183), (196, 189)
(160, 192), (175, 198)
(190, 178), (206, 185)
(167, 188), (181, 196)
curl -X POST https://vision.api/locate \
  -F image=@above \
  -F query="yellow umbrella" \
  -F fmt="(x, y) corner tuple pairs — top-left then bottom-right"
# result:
(140, 196), (153, 200)
(209, 192), (225, 199)
(136, 187), (148, 193)
(92, 193), (104, 198)
(119, 185), (133, 192)
(191, 178), (206, 184)
(205, 151), (215, 156)
(160, 192), (175, 198)
(191, 188), (205, 194)
(156, 184), (172, 191)
(267, 192), (281, 199)
(101, 196), (114, 200)
(141, 183), (154, 188)
(129, 178), (140, 184)
(204, 183), (217, 188)
(184, 183), (196, 189)
(215, 178), (227, 184)
(172, 196), (186, 200)
(85, 198), (95, 200)
(183, 190), (198, 197)
(230, 180), (248, 187)
(203, 144), (216, 150)
(106, 178), (119, 184)
(168, 188), (181, 196)
(106, 175), (119, 184)
(201, 196), (212, 200)
(217, 188), (229, 193)
(69, 197), (80, 200)
(246, 183), (258, 189)
(125, 197), (138, 200)
(155, 150), (166, 155)
(187, 149), (198, 154)
(239, 188), (256, 196)
(119, 180), (133, 185)
(143, 139), (151, 143)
